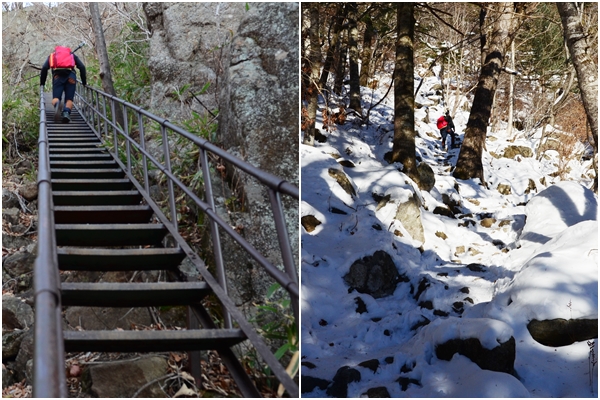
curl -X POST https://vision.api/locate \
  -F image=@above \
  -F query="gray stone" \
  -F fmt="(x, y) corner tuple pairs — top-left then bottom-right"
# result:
(2, 364), (16, 389)
(2, 189), (19, 209)
(527, 318), (598, 347)
(2, 208), (20, 225)
(343, 251), (404, 299)
(503, 145), (533, 159)
(2, 232), (33, 250)
(18, 183), (37, 202)
(2, 329), (26, 360)
(396, 194), (425, 243)
(436, 336), (516, 373)
(328, 168), (356, 197)
(3, 251), (35, 277)
(2, 295), (34, 330)
(82, 356), (168, 397)
(14, 329), (33, 382)
(364, 386), (391, 397)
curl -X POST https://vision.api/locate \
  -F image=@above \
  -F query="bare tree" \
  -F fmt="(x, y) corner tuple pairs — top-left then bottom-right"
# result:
(89, 2), (124, 128)
(302, 3), (321, 146)
(347, 2), (362, 114)
(557, 2), (598, 191)
(453, 3), (524, 182)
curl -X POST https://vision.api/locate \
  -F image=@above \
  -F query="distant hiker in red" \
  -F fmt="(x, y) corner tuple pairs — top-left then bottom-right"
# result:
(436, 110), (457, 151)
(40, 45), (87, 123)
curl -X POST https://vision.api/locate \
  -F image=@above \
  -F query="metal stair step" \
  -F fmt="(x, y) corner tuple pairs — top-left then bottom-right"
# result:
(61, 282), (211, 307)
(56, 223), (166, 246)
(64, 329), (246, 353)
(50, 160), (118, 169)
(49, 142), (103, 147)
(51, 168), (125, 179)
(48, 147), (107, 154)
(51, 179), (132, 191)
(57, 247), (186, 271)
(53, 190), (142, 206)
(50, 153), (113, 161)
(54, 205), (152, 224)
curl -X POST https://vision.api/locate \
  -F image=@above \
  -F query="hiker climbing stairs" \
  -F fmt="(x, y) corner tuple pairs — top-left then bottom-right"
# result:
(41, 94), (258, 396)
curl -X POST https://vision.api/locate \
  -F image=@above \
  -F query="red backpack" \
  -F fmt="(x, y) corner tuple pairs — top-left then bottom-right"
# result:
(436, 115), (448, 129)
(49, 46), (75, 69)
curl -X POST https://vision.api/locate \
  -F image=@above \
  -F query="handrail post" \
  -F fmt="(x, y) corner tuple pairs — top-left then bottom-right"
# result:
(161, 123), (178, 232)
(138, 111), (150, 194)
(123, 105), (131, 174)
(268, 189), (299, 326)
(110, 97), (118, 157)
(199, 147), (232, 329)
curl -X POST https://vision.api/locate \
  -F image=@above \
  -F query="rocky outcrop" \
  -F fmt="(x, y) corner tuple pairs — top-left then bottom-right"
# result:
(142, 2), (246, 118)
(214, 3), (299, 310)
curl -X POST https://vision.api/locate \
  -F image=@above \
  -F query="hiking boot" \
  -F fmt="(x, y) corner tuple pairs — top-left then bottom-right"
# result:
(61, 111), (71, 123)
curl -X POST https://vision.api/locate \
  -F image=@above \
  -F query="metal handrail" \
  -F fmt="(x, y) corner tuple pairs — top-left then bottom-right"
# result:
(33, 87), (67, 398)
(72, 84), (299, 395)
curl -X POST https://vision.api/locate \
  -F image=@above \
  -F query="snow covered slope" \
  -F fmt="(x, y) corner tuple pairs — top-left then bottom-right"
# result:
(300, 73), (598, 397)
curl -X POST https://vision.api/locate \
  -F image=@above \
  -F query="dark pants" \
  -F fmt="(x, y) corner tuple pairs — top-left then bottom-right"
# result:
(52, 72), (77, 102)
(440, 127), (455, 148)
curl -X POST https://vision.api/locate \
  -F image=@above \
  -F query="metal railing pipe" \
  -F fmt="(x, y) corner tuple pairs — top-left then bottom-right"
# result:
(33, 88), (67, 398)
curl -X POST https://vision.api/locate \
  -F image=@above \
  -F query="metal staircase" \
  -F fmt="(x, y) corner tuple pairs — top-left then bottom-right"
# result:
(34, 87), (299, 397)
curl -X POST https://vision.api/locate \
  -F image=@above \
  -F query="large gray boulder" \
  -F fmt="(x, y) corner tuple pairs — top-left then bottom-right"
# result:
(215, 3), (299, 310)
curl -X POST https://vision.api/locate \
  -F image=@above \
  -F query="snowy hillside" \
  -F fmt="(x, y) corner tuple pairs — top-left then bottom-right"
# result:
(300, 72), (598, 398)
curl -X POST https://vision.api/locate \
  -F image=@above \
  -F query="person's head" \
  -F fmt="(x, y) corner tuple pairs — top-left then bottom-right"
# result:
(445, 109), (450, 117)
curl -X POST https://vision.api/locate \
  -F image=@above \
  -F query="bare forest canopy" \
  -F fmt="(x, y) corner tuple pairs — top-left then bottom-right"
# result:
(301, 2), (598, 162)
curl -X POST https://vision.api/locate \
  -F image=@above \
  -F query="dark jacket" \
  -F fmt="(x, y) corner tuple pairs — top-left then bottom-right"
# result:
(40, 53), (87, 86)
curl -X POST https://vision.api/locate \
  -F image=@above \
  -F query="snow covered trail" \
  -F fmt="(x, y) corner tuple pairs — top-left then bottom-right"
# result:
(300, 76), (597, 397)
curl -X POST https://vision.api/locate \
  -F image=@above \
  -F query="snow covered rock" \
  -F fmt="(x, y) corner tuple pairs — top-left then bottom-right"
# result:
(395, 193), (425, 243)
(520, 181), (597, 246)
(527, 318), (597, 347)
(343, 250), (407, 299)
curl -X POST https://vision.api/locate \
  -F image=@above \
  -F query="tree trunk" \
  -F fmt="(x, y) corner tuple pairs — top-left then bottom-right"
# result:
(453, 3), (520, 182)
(320, 4), (346, 89)
(333, 39), (347, 95)
(89, 2), (124, 129)
(507, 40), (515, 139)
(303, 3), (321, 146)
(347, 2), (362, 114)
(391, 3), (418, 182)
(359, 17), (375, 87)
(556, 2), (598, 183)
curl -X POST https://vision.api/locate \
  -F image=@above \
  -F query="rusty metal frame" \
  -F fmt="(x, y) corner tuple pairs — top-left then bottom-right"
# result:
(72, 85), (299, 396)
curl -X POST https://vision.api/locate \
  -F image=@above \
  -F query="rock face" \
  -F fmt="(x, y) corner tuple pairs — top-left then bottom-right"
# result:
(142, 2), (246, 117)
(343, 251), (405, 299)
(527, 318), (598, 347)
